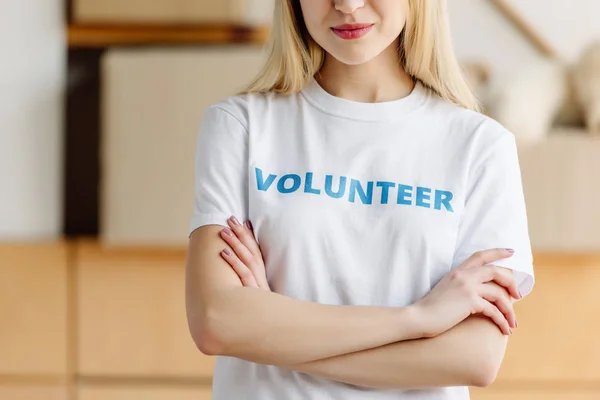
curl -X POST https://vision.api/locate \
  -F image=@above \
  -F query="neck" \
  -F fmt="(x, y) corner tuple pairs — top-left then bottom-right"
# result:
(316, 38), (415, 103)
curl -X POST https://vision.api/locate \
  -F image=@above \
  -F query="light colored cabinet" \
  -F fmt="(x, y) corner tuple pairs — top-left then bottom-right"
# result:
(470, 387), (600, 400)
(2, 240), (599, 397)
(73, 0), (273, 24)
(497, 255), (600, 382)
(0, 385), (67, 400)
(77, 241), (215, 377)
(100, 48), (265, 246)
(79, 386), (212, 400)
(0, 243), (68, 375)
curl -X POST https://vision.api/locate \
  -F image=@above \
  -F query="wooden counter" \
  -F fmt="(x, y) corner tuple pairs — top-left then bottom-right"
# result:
(2, 240), (600, 399)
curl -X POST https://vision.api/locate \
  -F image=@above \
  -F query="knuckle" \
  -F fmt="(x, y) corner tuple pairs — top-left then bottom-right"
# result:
(239, 269), (253, 280)
(470, 293), (481, 306)
(451, 269), (467, 282)
(473, 251), (485, 263)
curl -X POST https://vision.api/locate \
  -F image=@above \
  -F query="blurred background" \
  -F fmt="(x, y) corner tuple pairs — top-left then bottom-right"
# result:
(1, 0), (599, 399)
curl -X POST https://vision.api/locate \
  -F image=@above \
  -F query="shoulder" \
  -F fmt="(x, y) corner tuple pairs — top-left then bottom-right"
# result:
(422, 90), (517, 164)
(202, 90), (298, 131)
(427, 91), (512, 140)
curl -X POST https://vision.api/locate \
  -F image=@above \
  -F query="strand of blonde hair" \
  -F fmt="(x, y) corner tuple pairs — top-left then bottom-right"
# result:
(242, 0), (481, 112)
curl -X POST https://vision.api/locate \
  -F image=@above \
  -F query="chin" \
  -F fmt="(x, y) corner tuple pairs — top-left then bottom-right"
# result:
(327, 47), (382, 66)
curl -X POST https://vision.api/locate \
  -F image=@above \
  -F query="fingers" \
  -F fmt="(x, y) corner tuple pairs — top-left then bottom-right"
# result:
(462, 248), (515, 269)
(481, 266), (522, 300)
(220, 216), (271, 291)
(227, 216), (261, 256)
(220, 224), (255, 265)
(478, 298), (512, 335)
(221, 248), (259, 288)
(479, 282), (517, 329)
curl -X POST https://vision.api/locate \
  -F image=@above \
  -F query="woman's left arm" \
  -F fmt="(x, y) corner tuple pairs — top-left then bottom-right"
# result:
(221, 217), (514, 389)
(285, 303), (509, 389)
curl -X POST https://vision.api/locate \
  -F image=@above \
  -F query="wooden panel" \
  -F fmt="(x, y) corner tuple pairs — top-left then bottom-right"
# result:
(79, 386), (211, 400)
(77, 241), (216, 377)
(471, 387), (600, 400)
(498, 255), (600, 382)
(73, 0), (245, 24)
(0, 243), (69, 375)
(68, 24), (270, 48)
(0, 385), (67, 400)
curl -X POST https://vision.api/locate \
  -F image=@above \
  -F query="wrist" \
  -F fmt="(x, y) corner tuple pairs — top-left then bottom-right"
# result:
(394, 304), (428, 341)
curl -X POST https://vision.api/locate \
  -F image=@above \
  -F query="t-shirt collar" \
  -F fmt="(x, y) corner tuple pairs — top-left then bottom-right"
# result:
(300, 76), (429, 121)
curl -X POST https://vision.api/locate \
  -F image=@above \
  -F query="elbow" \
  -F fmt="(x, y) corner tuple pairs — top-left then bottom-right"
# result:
(190, 323), (224, 356)
(462, 316), (508, 387)
(469, 358), (501, 388)
(468, 339), (506, 388)
(187, 306), (227, 356)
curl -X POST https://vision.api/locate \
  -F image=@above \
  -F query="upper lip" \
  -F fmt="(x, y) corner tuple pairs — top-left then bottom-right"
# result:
(332, 23), (373, 30)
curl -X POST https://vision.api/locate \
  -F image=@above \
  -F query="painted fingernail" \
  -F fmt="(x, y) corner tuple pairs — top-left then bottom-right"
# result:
(229, 216), (241, 225)
(222, 248), (232, 256)
(223, 227), (234, 236)
(516, 319), (519, 328)
(245, 220), (253, 230)
(509, 328), (513, 335)
(505, 248), (515, 254)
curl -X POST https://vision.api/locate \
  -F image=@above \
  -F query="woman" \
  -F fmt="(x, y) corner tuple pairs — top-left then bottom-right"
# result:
(185, 0), (535, 399)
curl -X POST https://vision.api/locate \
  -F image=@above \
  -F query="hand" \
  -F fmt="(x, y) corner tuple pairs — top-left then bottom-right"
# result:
(413, 248), (521, 338)
(219, 215), (271, 292)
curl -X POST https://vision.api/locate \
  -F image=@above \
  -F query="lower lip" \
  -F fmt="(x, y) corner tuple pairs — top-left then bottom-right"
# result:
(331, 25), (373, 40)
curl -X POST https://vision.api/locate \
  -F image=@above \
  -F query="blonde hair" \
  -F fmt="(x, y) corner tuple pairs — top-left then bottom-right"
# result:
(242, 0), (481, 112)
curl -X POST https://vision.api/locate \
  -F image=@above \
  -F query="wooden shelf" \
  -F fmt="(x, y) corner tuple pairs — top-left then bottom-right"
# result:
(67, 24), (271, 48)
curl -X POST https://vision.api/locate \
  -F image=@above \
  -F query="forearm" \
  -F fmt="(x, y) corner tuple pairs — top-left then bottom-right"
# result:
(285, 315), (508, 389)
(199, 287), (423, 366)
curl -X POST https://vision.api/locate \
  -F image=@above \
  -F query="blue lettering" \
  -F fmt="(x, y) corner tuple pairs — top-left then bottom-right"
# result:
(397, 184), (412, 205)
(304, 172), (321, 195)
(278, 174), (301, 194)
(435, 190), (454, 212)
(416, 187), (432, 208)
(254, 166), (454, 213)
(324, 175), (347, 199)
(255, 167), (277, 192)
(376, 181), (395, 205)
(349, 179), (373, 204)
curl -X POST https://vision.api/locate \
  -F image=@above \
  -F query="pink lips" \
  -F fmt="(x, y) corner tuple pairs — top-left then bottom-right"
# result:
(331, 23), (374, 40)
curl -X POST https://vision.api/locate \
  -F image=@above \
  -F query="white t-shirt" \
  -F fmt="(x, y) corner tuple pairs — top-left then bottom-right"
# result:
(188, 78), (535, 400)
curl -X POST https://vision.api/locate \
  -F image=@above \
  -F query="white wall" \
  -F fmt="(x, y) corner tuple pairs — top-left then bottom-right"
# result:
(447, 0), (544, 82)
(506, 0), (600, 61)
(448, 0), (600, 80)
(0, 0), (65, 239)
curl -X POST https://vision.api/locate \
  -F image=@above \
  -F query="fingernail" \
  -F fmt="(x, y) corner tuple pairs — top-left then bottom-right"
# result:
(230, 216), (241, 225)
(245, 220), (253, 230)
(505, 248), (515, 254)
(516, 319), (519, 328)
(222, 248), (232, 256)
(223, 227), (234, 236)
(509, 328), (513, 335)
(518, 289), (523, 299)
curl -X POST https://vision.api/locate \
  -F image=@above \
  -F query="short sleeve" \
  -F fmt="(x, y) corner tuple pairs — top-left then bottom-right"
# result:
(188, 105), (249, 237)
(451, 130), (535, 298)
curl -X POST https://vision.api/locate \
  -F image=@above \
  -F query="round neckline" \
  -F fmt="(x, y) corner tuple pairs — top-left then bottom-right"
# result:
(300, 76), (429, 122)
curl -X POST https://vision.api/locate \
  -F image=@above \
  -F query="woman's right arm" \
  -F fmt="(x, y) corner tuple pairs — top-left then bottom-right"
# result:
(185, 224), (424, 366)
(185, 225), (519, 367)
